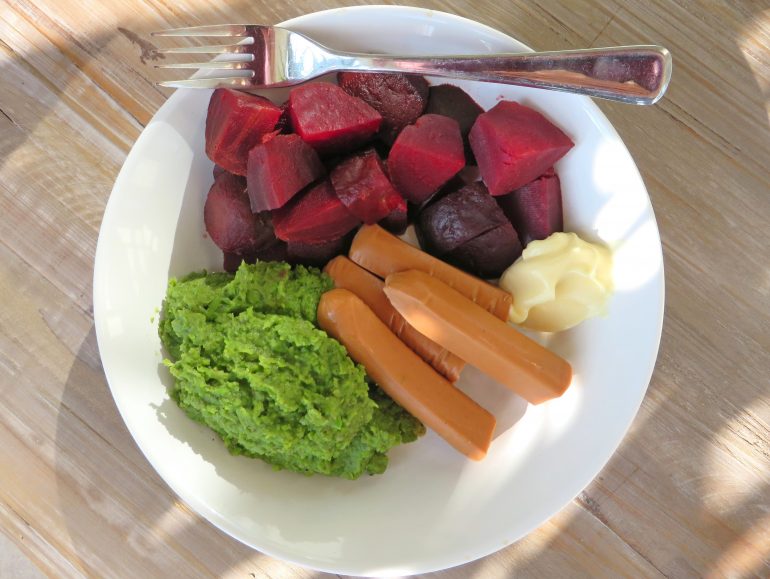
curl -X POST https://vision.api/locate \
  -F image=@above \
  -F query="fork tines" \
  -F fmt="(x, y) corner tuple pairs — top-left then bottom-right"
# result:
(151, 24), (258, 88)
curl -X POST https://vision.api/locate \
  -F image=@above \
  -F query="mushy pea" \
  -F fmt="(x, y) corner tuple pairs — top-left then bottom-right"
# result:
(159, 261), (424, 479)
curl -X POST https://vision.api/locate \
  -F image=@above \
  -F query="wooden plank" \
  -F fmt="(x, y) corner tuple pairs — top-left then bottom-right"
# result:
(0, 7), (143, 152)
(0, 241), (320, 578)
(401, 501), (664, 579)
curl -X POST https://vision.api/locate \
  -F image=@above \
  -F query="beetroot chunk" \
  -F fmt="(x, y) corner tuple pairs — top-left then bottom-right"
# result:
(416, 182), (509, 256)
(497, 168), (563, 246)
(446, 222), (523, 279)
(246, 134), (325, 213)
(469, 101), (573, 196)
(289, 82), (381, 156)
(338, 72), (429, 144)
(330, 149), (405, 224)
(425, 84), (483, 162)
(387, 114), (465, 204)
(272, 180), (360, 243)
(204, 171), (277, 254)
(205, 89), (282, 176)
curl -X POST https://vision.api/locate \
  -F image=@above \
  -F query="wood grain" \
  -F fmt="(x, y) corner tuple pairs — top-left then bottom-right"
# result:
(1, 0), (768, 577)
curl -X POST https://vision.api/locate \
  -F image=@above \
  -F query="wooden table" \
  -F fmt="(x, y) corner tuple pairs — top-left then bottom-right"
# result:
(1, 1), (768, 577)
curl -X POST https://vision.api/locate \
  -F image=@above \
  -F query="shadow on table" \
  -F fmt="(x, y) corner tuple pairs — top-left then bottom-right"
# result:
(33, 1), (770, 577)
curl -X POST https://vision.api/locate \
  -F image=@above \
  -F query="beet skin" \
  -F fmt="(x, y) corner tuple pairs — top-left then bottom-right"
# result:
(338, 72), (429, 144)
(204, 171), (277, 255)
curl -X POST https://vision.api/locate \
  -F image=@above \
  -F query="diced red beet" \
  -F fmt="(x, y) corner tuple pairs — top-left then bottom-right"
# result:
(337, 72), (429, 144)
(469, 101), (574, 196)
(387, 114), (465, 204)
(446, 222), (523, 279)
(286, 233), (353, 268)
(272, 180), (360, 243)
(246, 134), (325, 212)
(425, 84), (483, 162)
(205, 89), (283, 176)
(379, 196), (408, 235)
(497, 168), (563, 246)
(204, 171), (278, 254)
(288, 83), (381, 156)
(222, 239), (289, 272)
(416, 182), (509, 256)
(330, 149), (404, 224)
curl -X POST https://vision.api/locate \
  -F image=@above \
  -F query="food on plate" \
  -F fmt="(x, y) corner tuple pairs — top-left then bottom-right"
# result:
(156, 67), (613, 483)
(384, 270), (572, 404)
(317, 288), (495, 460)
(246, 134), (325, 212)
(288, 82), (382, 155)
(417, 182), (509, 255)
(203, 171), (277, 255)
(469, 101), (574, 195)
(425, 84), (483, 162)
(330, 148), (405, 224)
(349, 224), (512, 320)
(325, 256), (465, 382)
(387, 114), (465, 203)
(338, 72), (429, 144)
(497, 168), (563, 247)
(205, 88), (283, 176)
(159, 262), (424, 479)
(414, 181), (522, 279)
(445, 222), (522, 279)
(272, 179), (360, 243)
(203, 75), (578, 284)
(500, 232), (614, 332)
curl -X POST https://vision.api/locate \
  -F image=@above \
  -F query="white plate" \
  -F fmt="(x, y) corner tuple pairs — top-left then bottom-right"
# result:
(94, 6), (664, 576)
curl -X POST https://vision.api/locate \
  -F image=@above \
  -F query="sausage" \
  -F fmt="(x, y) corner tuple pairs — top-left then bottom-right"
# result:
(348, 224), (512, 320)
(324, 256), (465, 382)
(384, 270), (573, 404)
(317, 288), (496, 460)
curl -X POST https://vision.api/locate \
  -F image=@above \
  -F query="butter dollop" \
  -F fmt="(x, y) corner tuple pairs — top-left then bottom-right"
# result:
(499, 232), (613, 332)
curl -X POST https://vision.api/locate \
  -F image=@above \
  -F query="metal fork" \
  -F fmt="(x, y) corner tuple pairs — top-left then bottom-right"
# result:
(153, 24), (672, 105)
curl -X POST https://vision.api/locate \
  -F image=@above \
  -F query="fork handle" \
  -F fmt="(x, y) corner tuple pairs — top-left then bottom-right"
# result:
(331, 46), (672, 105)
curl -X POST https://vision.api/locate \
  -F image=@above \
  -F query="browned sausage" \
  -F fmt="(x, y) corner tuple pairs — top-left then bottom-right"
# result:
(384, 270), (573, 404)
(324, 256), (465, 382)
(348, 224), (512, 320)
(317, 288), (496, 460)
